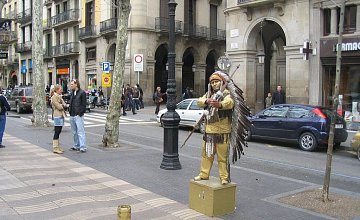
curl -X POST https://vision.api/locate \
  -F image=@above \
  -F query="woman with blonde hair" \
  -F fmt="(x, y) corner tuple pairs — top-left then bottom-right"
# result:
(51, 84), (66, 154)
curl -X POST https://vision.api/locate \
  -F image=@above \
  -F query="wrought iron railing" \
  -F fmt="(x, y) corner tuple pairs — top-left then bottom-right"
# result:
(155, 17), (182, 33)
(43, 48), (52, 58)
(52, 42), (80, 56)
(79, 25), (97, 39)
(16, 8), (32, 24)
(207, 28), (226, 41)
(51, 9), (79, 26)
(100, 18), (117, 33)
(16, 41), (32, 53)
(43, 19), (52, 30)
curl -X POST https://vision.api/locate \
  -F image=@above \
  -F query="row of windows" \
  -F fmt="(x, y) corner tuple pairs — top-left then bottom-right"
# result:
(323, 5), (357, 36)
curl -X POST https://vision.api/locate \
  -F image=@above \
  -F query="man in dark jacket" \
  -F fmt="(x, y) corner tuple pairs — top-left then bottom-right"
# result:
(271, 85), (286, 105)
(0, 93), (11, 148)
(69, 79), (87, 152)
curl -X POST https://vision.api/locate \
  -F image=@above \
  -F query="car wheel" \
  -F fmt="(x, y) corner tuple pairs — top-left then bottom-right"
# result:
(160, 115), (164, 127)
(199, 120), (205, 134)
(16, 103), (22, 114)
(299, 132), (318, 151)
(333, 142), (341, 149)
(357, 148), (360, 161)
(244, 130), (251, 141)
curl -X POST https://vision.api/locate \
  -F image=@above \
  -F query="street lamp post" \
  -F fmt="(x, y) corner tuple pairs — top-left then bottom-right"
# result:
(160, 0), (181, 170)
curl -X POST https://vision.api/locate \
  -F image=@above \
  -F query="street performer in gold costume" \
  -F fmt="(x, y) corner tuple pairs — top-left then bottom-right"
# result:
(194, 71), (250, 185)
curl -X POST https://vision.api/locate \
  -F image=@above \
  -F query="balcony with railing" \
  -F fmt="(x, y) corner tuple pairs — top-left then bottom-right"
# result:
(43, 48), (53, 59)
(44, 0), (53, 6)
(238, 0), (284, 6)
(51, 9), (79, 28)
(8, 54), (19, 65)
(155, 17), (183, 35)
(9, 31), (17, 42)
(52, 42), (80, 57)
(207, 28), (226, 41)
(183, 24), (208, 38)
(16, 8), (32, 24)
(100, 18), (117, 34)
(79, 25), (97, 40)
(16, 41), (32, 53)
(0, 31), (10, 45)
(43, 19), (52, 31)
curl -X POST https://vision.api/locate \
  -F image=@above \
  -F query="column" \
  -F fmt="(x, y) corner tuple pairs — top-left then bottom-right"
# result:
(356, 4), (360, 34)
(330, 7), (337, 36)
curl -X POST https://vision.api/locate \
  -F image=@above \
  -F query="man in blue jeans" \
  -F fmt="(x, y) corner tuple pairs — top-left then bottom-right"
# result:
(68, 79), (87, 153)
(0, 93), (10, 148)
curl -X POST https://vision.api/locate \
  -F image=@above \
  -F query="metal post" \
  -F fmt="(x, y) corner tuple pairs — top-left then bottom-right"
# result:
(137, 71), (139, 84)
(160, 0), (181, 170)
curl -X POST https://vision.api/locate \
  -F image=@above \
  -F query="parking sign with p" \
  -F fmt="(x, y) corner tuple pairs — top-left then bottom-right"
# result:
(102, 62), (110, 73)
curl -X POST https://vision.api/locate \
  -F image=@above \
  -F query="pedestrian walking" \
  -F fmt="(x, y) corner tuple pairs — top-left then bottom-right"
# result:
(271, 85), (286, 105)
(0, 92), (10, 148)
(136, 83), (144, 108)
(125, 84), (136, 114)
(182, 87), (193, 100)
(154, 87), (163, 115)
(193, 71), (250, 185)
(69, 79), (87, 153)
(132, 85), (140, 110)
(265, 92), (272, 108)
(51, 85), (66, 154)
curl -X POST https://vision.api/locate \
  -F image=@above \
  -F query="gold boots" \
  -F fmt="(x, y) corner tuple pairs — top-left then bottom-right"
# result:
(53, 140), (64, 154)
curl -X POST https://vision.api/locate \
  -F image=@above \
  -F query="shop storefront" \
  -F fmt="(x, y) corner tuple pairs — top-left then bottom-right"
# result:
(56, 67), (70, 94)
(321, 37), (360, 129)
(86, 69), (97, 91)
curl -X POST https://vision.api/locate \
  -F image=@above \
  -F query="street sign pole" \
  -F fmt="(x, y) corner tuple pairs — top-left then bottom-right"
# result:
(137, 71), (139, 84)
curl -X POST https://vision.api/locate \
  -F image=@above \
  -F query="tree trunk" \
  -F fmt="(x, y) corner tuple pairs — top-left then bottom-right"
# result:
(322, 0), (345, 202)
(31, 0), (49, 127)
(102, 0), (131, 147)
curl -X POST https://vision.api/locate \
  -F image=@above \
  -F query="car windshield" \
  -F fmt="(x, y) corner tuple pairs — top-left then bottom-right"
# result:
(24, 87), (33, 96)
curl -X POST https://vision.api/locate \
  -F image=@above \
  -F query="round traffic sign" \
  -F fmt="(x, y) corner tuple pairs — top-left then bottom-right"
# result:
(134, 55), (143, 63)
(217, 56), (231, 70)
(104, 77), (109, 82)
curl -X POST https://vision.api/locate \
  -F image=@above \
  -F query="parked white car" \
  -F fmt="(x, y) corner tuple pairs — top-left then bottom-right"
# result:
(156, 98), (206, 133)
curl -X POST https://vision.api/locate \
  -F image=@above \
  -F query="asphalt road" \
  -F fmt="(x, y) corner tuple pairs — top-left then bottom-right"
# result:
(4, 110), (360, 219)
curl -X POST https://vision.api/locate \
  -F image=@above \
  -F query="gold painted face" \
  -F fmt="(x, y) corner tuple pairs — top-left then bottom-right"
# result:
(210, 79), (221, 91)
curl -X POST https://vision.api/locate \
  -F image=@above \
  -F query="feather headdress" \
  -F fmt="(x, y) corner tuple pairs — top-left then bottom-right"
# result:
(212, 71), (251, 163)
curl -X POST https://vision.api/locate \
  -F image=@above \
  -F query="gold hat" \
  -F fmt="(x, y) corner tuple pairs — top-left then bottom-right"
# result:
(209, 73), (225, 82)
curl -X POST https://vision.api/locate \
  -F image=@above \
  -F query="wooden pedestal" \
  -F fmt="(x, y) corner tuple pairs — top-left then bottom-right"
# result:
(189, 176), (236, 217)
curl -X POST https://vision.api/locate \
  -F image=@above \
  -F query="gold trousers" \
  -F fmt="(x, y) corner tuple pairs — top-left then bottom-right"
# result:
(198, 140), (229, 181)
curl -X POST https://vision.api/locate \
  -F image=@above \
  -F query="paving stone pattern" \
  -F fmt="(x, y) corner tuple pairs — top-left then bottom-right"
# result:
(0, 134), (217, 220)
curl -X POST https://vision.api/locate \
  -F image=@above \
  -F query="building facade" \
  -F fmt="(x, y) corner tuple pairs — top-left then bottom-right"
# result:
(1, 0), (226, 103)
(225, 0), (360, 119)
(1, 0), (19, 88)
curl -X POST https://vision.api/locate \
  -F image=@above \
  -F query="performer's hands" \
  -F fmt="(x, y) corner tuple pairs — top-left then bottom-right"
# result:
(208, 99), (222, 108)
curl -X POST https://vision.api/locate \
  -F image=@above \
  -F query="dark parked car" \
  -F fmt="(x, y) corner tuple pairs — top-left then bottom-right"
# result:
(246, 104), (348, 151)
(6, 86), (33, 113)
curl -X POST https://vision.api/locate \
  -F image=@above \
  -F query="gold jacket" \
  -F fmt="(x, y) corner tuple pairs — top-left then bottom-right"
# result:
(198, 89), (234, 134)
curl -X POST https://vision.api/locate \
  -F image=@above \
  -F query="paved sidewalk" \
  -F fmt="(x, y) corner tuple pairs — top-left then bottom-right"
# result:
(0, 134), (215, 220)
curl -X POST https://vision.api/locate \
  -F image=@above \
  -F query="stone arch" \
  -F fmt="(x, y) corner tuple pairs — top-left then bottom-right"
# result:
(205, 50), (219, 87)
(154, 43), (168, 94)
(181, 47), (200, 93)
(107, 43), (116, 62)
(246, 18), (287, 111)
